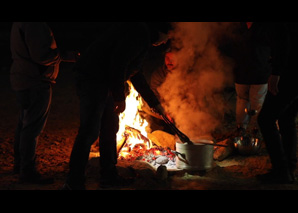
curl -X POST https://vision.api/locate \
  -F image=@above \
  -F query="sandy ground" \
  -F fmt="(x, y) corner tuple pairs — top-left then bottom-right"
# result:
(1, 63), (298, 191)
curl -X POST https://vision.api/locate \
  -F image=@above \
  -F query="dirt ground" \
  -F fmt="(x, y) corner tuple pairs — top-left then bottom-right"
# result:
(1, 61), (298, 191)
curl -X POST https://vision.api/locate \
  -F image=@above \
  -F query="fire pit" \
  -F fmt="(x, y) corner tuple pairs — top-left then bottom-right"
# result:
(113, 81), (215, 172)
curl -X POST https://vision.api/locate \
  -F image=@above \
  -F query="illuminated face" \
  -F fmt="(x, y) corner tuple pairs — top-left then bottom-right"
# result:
(165, 52), (178, 71)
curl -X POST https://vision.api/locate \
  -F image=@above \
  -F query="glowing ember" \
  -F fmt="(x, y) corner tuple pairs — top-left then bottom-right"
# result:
(116, 81), (176, 169)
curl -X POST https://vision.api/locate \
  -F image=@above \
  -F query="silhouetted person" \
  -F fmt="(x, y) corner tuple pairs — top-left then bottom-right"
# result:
(10, 22), (79, 184)
(230, 22), (278, 137)
(62, 22), (171, 190)
(257, 22), (298, 184)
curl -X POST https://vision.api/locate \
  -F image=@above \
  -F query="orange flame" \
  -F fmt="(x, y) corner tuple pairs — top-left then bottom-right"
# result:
(117, 81), (152, 158)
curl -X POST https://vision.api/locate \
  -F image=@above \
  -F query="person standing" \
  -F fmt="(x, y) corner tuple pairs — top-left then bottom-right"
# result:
(62, 22), (171, 190)
(10, 22), (79, 184)
(257, 22), (298, 184)
(230, 22), (278, 137)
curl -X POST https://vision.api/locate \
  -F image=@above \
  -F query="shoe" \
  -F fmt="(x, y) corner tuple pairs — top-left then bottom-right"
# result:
(61, 183), (86, 190)
(256, 169), (294, 184)
(19, 171), (54, 185)
(99, 174), (134, 189)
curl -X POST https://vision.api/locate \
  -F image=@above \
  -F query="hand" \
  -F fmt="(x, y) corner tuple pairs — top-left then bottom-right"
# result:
(268, 75), (280, 96)
(114, 101), (126, 114)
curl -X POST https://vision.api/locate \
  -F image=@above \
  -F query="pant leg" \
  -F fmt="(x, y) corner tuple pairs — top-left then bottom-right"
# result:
(249, 84), (268, 128)
(14, 83), (52, 175)
(278, 76), (298, 172)
(258, 92), (287, 171)
(235, 83), (250, 128)
(278, 97), (298, 173)
(99, 93), (119, 176)
(67, 81), (109, 185)
(13, 110), (24, 171)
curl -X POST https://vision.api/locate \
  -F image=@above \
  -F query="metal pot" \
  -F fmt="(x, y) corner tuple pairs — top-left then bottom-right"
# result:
(175, 139), (214, 171)
(234, 135), (261, 155)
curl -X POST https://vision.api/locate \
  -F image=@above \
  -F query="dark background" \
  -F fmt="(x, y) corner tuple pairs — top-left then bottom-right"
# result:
(1, 18), (298, 191)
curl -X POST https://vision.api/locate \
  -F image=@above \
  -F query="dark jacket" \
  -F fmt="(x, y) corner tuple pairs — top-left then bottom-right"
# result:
(75, 22), (160, 108)
(10, 22), (77, 91)
(226, 22), (288, 85)
(150, 64), (170, 101)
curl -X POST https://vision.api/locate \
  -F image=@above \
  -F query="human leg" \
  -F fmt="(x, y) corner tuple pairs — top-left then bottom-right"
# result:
(14, 84), (53, 183)
(66, 82), (109, 188)
(257, 92), (294, 183)
(98, 94), (119, 176)
(98, 93), (134, 188)
(249, 84), (268, 129)
(278, 97), (298, 175)
(235, 83), (250, 129)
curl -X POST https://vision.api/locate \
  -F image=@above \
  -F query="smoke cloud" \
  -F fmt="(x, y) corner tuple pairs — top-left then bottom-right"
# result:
(158, 22), (236, 139)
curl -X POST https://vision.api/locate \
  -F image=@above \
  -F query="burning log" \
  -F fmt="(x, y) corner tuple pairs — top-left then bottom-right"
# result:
(117, 125), (177, 169)
(115, 81), (176, 170)
(124, 126), (153, 147)
(117, 125), (154, 159)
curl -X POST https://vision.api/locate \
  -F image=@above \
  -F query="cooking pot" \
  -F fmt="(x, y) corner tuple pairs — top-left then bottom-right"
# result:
(234, 135), (261, 155)
(175, 139), (214, 171)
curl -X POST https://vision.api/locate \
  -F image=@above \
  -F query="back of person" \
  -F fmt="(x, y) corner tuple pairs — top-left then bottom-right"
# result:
(74, 22), (150, 84)
(232, 22), (273, 85)
(10, 22), (61, 91)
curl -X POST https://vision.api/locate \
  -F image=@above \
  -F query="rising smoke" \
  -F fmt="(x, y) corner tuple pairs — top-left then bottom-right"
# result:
(158, 22), (236, 139)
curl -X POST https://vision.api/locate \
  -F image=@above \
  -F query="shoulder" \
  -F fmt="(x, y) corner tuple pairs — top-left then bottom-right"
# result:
(18, 22), (51, 35)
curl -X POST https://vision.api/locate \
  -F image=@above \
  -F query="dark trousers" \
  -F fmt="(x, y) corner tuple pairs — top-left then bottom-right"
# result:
(14, 83), (52, 175)
(67, 81), (119, 186)
(258, 77), (298, 173)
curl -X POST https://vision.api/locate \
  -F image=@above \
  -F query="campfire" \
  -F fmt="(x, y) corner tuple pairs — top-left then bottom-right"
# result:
(115, 81), (176, 169)
(90, 81), (221, 171)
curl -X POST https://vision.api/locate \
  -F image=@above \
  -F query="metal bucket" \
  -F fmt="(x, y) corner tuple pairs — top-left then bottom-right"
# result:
(175, 139), (214, 171)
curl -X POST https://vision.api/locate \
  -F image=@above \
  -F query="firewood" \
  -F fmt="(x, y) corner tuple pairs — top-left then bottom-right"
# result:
(147, 130), (176, 150)
(213, 138), (235, 161)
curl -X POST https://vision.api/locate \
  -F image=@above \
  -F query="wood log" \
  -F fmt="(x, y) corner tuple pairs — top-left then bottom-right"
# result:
(147, 130), (176, 150)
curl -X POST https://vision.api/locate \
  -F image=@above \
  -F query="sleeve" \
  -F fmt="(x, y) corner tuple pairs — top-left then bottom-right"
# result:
(130, 72), (161, 109)
(24, 22), (61, 66)
(150, 66), (167, 100)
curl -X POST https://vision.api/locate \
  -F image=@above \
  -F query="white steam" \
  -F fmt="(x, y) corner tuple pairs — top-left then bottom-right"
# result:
(158, 22), (235, 139)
